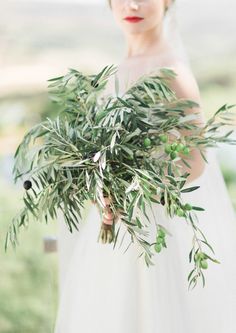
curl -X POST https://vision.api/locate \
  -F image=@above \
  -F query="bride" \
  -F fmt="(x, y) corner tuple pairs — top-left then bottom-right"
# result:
(54, 1), (236, 332)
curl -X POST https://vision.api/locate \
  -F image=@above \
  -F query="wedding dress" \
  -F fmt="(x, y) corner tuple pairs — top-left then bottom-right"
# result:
(53, 69), (236, 333)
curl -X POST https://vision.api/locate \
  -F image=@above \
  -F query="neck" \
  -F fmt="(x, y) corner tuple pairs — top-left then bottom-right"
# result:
(124, 24), (166, 59)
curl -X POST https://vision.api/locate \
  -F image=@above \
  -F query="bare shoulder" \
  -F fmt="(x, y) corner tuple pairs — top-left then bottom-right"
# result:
(164, 60), (200, 101)
(164, 60), (206, 126)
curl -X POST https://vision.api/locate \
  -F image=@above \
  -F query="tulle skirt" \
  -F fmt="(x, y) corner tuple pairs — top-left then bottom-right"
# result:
(54, 149), (236, 333)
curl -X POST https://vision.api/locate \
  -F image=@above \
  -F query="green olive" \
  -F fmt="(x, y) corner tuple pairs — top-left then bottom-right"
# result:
(176, 208), (185, 217)
(159, 134), (168, 143)
(156, 237), (163, 244)
(199, 252), (206, 260)
(144, 137), (151, 148)
(200, 259), (208, 269)
(170, 151), (177, 160)
(158, 228), (165, 238)
(194, 252), (205, 262)
(182, 146), (190, 155)
(155, 243), (162, 253)
(171, 142), (178, 151)
(175, 143), (185, 152)
(184, 203), (192, 211)
(164, 144), (172, 154)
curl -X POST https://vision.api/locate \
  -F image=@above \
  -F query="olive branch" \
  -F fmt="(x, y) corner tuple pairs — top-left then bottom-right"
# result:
(5, 64), (236, 291)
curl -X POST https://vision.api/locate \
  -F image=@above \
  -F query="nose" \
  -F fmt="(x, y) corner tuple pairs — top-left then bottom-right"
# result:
(130, 1), (139, 10)
(126, 0), (139, 10)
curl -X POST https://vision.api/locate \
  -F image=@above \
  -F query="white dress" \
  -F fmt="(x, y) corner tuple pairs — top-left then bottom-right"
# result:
(53, 70), (236, 333)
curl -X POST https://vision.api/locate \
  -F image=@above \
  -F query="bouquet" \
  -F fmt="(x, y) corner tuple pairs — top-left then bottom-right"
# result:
(5, 64), (236, 290)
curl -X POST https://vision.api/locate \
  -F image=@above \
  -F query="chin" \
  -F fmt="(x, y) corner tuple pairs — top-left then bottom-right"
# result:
(121, 23), (150, 34)
(122, 21), (159, 34)
(123, 27), (145, 34)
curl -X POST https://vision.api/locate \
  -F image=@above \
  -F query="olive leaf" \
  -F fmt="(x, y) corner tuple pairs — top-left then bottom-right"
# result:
(5, 64), (236, 291)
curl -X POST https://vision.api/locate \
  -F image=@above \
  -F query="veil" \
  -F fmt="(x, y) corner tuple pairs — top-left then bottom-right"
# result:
(163, 0), (190, 66)
(163, 0), (236, 214)
(162, 0), (236, 306)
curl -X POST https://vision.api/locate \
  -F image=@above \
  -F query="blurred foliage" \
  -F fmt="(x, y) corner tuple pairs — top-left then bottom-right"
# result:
(0, 93), (59, 133)
(0, 174), (58, 333)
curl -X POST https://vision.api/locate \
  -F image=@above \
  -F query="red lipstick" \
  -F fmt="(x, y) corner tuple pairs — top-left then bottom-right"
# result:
(124, 16), (144, 23)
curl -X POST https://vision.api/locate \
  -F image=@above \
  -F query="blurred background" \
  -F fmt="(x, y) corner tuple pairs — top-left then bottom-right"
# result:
(0, 0), (236, 332)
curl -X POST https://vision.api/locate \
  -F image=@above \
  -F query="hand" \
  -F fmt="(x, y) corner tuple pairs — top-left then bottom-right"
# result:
(92, 195), (121, 225)
(101, 196), (115, 225)
(92, 194), (122, 244)
(99, 195), (115, 244)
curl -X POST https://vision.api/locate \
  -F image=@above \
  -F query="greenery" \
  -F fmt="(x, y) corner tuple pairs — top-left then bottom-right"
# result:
(4, 64), (236, 291)
(0, 176), (58, 333)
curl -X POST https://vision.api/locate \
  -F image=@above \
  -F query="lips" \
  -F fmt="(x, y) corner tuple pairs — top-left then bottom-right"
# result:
(124, 16), (144, 23)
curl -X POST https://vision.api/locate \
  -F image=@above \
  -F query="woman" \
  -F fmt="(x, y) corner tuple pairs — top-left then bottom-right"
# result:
(98, 0), (207, 232)
(54, 1), (236, 332)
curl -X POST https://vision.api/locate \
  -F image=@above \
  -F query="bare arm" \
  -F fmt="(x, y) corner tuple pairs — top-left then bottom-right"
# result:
(166, 62), (207, 185)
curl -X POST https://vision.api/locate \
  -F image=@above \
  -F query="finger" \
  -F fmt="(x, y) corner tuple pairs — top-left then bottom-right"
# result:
(103, 197), (112, 206)
(114, 215), (119, 224)
(103, 211), (114, 220)
(104, 206), (112, 213)
(103, 217), (114, 225)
